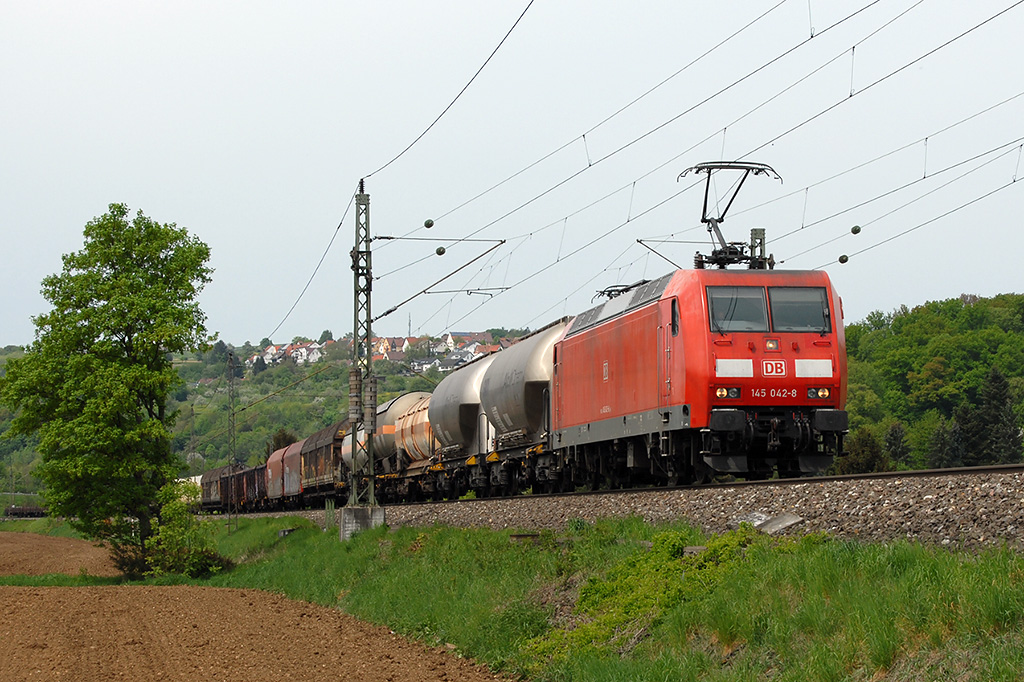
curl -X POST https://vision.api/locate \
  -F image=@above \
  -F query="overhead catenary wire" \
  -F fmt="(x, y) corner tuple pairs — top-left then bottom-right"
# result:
(813, 177), (1021, 269)
(775, 136), (1024, 245)
(525, 251), (653, 328)
(382, 0), (933, 336)
(257, 2), (534, 344)
(426, 0), (793, 226)
(364, 0), (535, 180)
(722, 89), (1024, 226)
(263, 188), (357, 341)
(418, 1), (1023, 335)
(430, 0), (890, 249)
(742, 0), (1024, 159)
(787, 147), (1022, 261)
(415, 0), (930, 326)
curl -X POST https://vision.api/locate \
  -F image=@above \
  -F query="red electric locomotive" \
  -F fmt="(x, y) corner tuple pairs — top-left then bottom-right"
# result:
(551, 162), (847, 485)
(551, 267), (847, 484)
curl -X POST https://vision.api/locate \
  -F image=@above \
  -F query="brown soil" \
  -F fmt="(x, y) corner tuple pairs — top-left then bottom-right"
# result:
(0, 532), (119, 577)
(0, 534), (503, 682)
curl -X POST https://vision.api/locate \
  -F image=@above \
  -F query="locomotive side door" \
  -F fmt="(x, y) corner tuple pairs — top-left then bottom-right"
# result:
(658, 297), (680, 406)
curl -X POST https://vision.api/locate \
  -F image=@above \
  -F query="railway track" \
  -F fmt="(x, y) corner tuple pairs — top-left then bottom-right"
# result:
(247, 465), (1024, 551)
(385, 464), (1024, 550)
(382, 463), (1024, 507)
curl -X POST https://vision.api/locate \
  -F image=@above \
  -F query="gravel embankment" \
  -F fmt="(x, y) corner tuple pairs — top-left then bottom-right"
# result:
(371, 471), (1024, 549)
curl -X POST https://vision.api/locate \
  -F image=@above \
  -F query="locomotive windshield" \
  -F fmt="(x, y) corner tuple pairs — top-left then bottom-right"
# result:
(707, 286), (769, 332)
(768, 287), (831, 332)
(707, 285), (831, 333)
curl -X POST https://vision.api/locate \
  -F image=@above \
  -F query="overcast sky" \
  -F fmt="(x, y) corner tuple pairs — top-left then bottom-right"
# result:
(3, 1), (1022, 348)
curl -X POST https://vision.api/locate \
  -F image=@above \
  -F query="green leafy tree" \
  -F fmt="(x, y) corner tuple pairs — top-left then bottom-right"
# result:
(486, 327), (530, 342)
(0, 203), (212, 574)
(209, 339), (229, 363)
(318, 329), (334, 344)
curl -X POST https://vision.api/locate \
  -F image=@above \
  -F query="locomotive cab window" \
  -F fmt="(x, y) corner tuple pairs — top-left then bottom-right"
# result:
(671, 299), (679, 336)
(768, 287), (831, 333)
(707, 286), (768, 332)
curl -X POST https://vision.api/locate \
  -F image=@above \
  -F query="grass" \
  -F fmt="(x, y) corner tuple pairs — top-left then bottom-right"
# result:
(4, 514), (1024, 680)
(0, 516), (84, 538)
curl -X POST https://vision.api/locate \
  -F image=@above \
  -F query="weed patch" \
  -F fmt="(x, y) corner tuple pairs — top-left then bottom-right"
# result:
(522, 523), (761, 672)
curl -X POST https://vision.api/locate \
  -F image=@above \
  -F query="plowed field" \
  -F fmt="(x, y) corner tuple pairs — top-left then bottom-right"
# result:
(0, 534), (501, 682)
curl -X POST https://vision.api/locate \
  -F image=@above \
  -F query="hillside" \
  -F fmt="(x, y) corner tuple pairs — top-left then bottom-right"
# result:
(843, 293), (1024, 471)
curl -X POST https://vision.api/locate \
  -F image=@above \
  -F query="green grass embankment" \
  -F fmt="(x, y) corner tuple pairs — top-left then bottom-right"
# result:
(4, 515), (1024, 680)
(209, 516), (1024, 681)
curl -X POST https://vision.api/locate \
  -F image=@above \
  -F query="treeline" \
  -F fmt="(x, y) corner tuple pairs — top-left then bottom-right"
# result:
(839, 293), (1024, 473)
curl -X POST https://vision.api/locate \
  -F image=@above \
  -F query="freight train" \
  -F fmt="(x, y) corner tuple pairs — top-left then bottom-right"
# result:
(201, 162), (849, 512)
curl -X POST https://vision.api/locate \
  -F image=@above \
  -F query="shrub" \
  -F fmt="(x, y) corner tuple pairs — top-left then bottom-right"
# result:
(145, 481), (233, 577)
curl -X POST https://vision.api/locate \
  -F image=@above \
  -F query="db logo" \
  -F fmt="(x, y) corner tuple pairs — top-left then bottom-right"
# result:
(762, 360), (786, 377)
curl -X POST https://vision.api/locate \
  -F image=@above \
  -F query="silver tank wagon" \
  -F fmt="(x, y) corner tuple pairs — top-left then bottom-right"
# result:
(479, 319), (569, 450)
(428, 354), (496, 459)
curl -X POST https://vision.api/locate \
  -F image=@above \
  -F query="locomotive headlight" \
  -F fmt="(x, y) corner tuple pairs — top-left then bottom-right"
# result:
(765, 339), (779, 351)
(716, 387), (741, 399)
(807, 388), (831, 399)
(717, 387), (728, 398)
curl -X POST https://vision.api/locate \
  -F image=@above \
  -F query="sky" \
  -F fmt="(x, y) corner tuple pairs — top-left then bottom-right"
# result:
(3, 0), (1023, 348)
